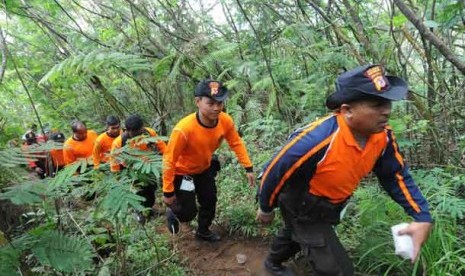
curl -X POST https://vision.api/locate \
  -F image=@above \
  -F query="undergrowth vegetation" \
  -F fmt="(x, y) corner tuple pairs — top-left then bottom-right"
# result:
(1, 122), (465, 275)
(0, 143), (184, 275)
(1, 0), (465, 274)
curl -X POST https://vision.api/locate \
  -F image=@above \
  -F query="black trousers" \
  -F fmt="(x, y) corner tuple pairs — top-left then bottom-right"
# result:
(268, 197), (354, 276)
(171, 169), (217, 233)
(133, 174), (158, 209)
(136, 184), (157, 209)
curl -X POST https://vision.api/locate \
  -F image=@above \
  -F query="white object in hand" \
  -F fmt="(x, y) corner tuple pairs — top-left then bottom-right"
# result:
(391, 223), (414, 260)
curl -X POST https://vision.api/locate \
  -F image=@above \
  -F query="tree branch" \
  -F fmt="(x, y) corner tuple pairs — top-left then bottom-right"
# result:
(306, 0), (365, 64)
(393, 0), (465, 75)
(235, 0), (283, 114)
(0, 26), (7, 84)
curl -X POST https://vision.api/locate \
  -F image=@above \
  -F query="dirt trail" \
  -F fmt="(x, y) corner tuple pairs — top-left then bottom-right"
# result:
(169, 226), (309, 276)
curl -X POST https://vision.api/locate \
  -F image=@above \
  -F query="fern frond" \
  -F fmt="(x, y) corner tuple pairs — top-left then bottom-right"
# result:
(39, 50), (153, 84)
(45, 164), (82, 197)
(0, 147), (32, 168)
(0, 245), (20, 276)
(110, 136), (164, 176)
(100, 179), (144, 218)
(0, 181), (47, 205)
(31, 230), (93, 273)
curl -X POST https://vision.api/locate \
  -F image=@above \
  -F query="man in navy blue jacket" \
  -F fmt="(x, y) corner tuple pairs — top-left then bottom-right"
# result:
(257, 65), (432, 276)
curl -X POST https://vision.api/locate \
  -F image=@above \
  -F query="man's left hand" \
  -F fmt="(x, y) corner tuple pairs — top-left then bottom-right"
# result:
(246, 172), (256, 187)
(398, 221), (433, 263)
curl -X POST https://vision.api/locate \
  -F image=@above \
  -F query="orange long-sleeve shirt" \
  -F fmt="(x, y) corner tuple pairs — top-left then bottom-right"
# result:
(162, 112), (253, 194)
(50, 148), (65, 168)
(93, 131), (121, 168)
(110, 127), (166, 172)
(63, 130), (98, 165)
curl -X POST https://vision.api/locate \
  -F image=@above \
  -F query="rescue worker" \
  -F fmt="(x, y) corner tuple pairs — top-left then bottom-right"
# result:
(110, 114), (166, 223)
(63, 120), (98, 166)
(47, 131), (66, 176)
(162, 79), (255, 241)
(22, 132), (46, 178)
(93, 115), (122, 169)
(256, 65), (432, 275)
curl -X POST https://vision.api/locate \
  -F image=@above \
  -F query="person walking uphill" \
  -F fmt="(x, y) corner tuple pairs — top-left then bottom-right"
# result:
(110, 114), (167, 223)
(256, 65), (432, 276)
(162, 79), (255, 242)
(93, 115), (122, 169)
(63, 120), (98, 166)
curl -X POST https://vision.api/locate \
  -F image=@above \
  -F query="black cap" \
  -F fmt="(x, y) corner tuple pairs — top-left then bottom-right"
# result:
(25, 132), (36, 143)
(194, 79), (228, 102)
(326, 64), (408, 109)
(50, 132), (65, 142)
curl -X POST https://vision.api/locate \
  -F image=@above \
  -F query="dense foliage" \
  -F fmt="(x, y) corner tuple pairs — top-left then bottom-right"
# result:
(1, 0), (465, 275)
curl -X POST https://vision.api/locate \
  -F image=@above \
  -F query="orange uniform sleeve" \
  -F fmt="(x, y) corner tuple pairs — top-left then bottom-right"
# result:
(50, 149), (65, 167)
(110, 137), (122, 172)
(155, 139), (167, 154)
(224, 119), (253, 170)
(146, 128), (167, 154)
(92, 139), (103, 168)
(63, 140), (76, 165)
(162, 128), (188, 195)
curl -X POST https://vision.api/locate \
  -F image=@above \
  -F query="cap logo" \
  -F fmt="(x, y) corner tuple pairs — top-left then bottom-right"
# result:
(364, 66), (388, 92)
(209, 82), (220, 96)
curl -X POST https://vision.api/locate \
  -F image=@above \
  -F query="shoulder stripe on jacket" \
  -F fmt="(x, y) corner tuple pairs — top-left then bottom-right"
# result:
(260, 116), (333, 189)
(268, 135), (334, 207)
(395, 172), (420, 213)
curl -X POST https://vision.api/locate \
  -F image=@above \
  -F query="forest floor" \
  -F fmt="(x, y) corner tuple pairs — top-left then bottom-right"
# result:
(163, 224), (309, 276)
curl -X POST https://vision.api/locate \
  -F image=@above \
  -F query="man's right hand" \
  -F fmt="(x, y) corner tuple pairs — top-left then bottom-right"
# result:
(163, 195), (176, 206)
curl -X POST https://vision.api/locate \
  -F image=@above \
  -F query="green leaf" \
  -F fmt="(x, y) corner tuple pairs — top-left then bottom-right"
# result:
(100, 181), (144, 217)
(31, 230), (93, 273)
(392, 15), (407, 27)
(0, 245), (20, 276)
(0, 182), (47, 205)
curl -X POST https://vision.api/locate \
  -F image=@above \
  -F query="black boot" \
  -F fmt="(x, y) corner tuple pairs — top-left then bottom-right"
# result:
(195, 229), (221, 242)
(264, 258), (294, 276)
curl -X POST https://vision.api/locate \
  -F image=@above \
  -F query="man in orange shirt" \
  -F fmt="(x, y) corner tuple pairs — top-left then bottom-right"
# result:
(162, 79), (255, 241)
(110, 114), (166, 223)
(93, 115), (121, 169)
(257, 65), (432, 275)
(47, 131), (66, 177)
(63, 120), (98, 166)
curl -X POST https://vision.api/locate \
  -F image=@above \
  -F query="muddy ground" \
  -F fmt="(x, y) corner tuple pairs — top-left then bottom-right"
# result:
(168, 225), (311, 276)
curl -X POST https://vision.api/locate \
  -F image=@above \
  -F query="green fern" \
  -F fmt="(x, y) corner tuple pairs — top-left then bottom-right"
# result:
(100, 178), (145, 218)
(111, 136), (164, 176)
(0, 147), (32, 168)
(0, 166), (26, 189)
(0, 245), (20, 276)
(31, 230), (93, 273)
(0, 181), (47, 205)
(39, 49), (153, 84)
